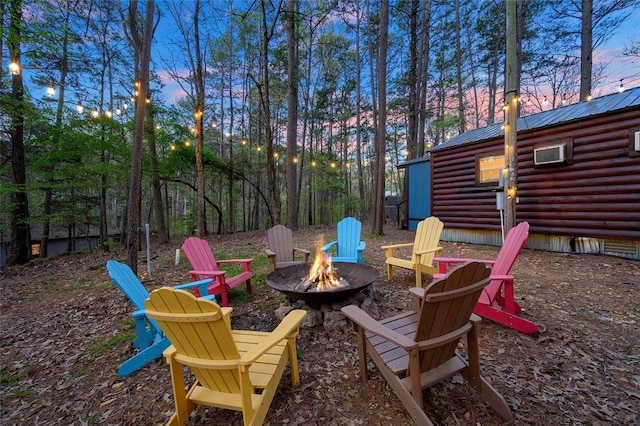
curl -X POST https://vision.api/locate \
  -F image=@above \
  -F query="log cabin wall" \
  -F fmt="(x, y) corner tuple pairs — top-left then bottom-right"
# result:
(430, 101), (640, 259)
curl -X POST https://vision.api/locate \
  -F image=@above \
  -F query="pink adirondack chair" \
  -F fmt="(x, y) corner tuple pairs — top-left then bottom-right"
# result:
(432, 222), (539, 334)
(181, 236), (254, 307)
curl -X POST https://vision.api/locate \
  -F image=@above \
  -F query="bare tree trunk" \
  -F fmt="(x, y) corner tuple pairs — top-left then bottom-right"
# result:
(146, 106), (167, 243)
(194, 0), (206, 236)
(366, 0), (379, 232)
(580, 0), (593, 101)
(7, 0), (31, 265)
(125, 0), (155, 274)
(258, 0), (281, 225)
(455, 0), (465, 134)
(355, 2), (366, 221)
(407, 0), (418, 160)
(417, 0), (431, 157)
(373, 0), (388, 235)
(285, 0), (299, 230)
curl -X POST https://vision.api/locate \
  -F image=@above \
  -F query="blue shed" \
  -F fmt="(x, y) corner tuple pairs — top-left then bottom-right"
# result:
(397, 156), (431, 231)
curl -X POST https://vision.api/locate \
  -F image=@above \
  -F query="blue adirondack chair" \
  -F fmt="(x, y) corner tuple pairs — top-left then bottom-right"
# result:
(321, 217), (366, 263)
(106, 260), (213, 377)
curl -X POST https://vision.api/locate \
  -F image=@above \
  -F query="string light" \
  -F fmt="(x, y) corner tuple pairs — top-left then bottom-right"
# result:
(9, 62), (20, 75)
(617, 79), (625, 93)
(47, 85), (55, 97)
(542, 96), (548, 106)
(76, 102), (84, 114)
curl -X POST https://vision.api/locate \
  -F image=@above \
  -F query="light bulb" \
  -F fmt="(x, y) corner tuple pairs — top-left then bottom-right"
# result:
(9, 62), (20, 75)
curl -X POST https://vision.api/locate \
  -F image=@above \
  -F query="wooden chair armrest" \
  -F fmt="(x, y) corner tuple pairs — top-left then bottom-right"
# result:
(217, 258), (254, 266)
(381, 242), (413, 250)
(321, 240), (338, 252)
(490, 274), (514, 282)
(341, 305), (416, 350)
(293, 247), (311, 255)
(132, 309), (147, 319)
(265, 249), (276, 256)
(239, 310), (307, 365)
(175, 278), (214, 296)
(413, 246), (443, 255)
(189, 269), (226, 277)
(433, 257), (495, 273)
(356, 241), (366, 251)
(409, 287), (426, 298)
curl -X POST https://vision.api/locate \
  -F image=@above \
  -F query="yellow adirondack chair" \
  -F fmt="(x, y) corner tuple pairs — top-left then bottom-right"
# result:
(381, 216), (444, 287)
(144, 287), (306, 426)
(341, 261), (514, 425)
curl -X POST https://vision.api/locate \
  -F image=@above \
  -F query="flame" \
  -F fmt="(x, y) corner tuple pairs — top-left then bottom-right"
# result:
(304, 235), (345, 291)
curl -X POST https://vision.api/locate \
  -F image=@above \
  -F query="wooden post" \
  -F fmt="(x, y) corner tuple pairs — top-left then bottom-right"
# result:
(504, 0), (518, 233)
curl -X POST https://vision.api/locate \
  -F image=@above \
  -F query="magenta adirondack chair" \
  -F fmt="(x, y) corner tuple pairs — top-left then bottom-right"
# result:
(181, 237), (254, 307)
(432, 222), (539, 334)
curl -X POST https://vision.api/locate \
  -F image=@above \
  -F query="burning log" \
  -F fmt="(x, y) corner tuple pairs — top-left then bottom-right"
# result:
(294, 235), (348, 292)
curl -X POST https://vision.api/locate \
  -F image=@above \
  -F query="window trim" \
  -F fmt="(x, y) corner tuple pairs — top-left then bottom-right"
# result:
(475, 151), (505, 186)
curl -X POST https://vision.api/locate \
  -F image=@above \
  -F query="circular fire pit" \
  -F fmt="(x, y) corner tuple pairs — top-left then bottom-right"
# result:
(266, 262), (379, 304)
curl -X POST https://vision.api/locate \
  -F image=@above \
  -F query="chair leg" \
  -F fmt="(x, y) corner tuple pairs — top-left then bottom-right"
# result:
(168, 355), (194, 425)
(287, 336), (301, 386)
(474, 303), (539, 334)
(117, 337), (171, 377)
(387, 264), (393, 282)
(246, 279), (253, 294)
(220, 289), (230, 307)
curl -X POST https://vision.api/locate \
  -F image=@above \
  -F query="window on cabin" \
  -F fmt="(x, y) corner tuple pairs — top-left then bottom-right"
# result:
(31, 243), (40, 256)
(477, 154), (505, 184)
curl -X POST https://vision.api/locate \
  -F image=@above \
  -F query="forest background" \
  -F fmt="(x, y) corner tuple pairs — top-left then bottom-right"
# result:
(2, 0), (640, 270)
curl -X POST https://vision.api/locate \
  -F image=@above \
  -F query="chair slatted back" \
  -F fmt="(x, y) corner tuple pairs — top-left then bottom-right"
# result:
(336, 217), (362, 258)
(411, 217), (444, 266)
(107, 260), (149, 310)
(415, 262), (491, 372)
(481, 221), (529, 304)
(268, 225), (295, 264)
(182, 237), (220, 272)
(145, 288), (242, 393)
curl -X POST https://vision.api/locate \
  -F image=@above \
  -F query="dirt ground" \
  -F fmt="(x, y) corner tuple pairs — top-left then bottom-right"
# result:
(1, 223), (639, 426)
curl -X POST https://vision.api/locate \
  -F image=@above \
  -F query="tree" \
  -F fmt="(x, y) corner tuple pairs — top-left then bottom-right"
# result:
(285, 0), (299, 230)
(6, 0), (31, 265)
(580, 0), (593, 101)
(123, 0), (157, 274)
(372, 0), (388, 235)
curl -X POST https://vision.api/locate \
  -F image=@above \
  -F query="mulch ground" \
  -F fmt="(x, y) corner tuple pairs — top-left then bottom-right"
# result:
(1, 223), (638, 425)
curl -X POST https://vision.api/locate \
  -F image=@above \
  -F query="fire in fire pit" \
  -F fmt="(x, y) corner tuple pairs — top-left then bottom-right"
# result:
(294, 238), (346, 292)
(266, 236), (379, 304)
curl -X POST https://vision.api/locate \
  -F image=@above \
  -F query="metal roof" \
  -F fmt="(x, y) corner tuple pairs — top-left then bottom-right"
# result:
(432, 86), (640, 152)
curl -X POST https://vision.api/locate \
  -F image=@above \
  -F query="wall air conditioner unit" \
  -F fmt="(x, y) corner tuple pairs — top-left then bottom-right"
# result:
(534, 144), (566, 165)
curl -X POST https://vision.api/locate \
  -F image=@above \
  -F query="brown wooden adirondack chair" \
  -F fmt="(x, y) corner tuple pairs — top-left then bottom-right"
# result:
(381, 216), (444, 287)
(341, 261), (514, 426)
(145, 287), (306, 426)
(265, 224), (311, 271)
(181, 236), (254, 307)
(432, 221), (539, 334)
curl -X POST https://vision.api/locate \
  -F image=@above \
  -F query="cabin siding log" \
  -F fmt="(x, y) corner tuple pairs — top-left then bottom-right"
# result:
(431, 105), (640, 241)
